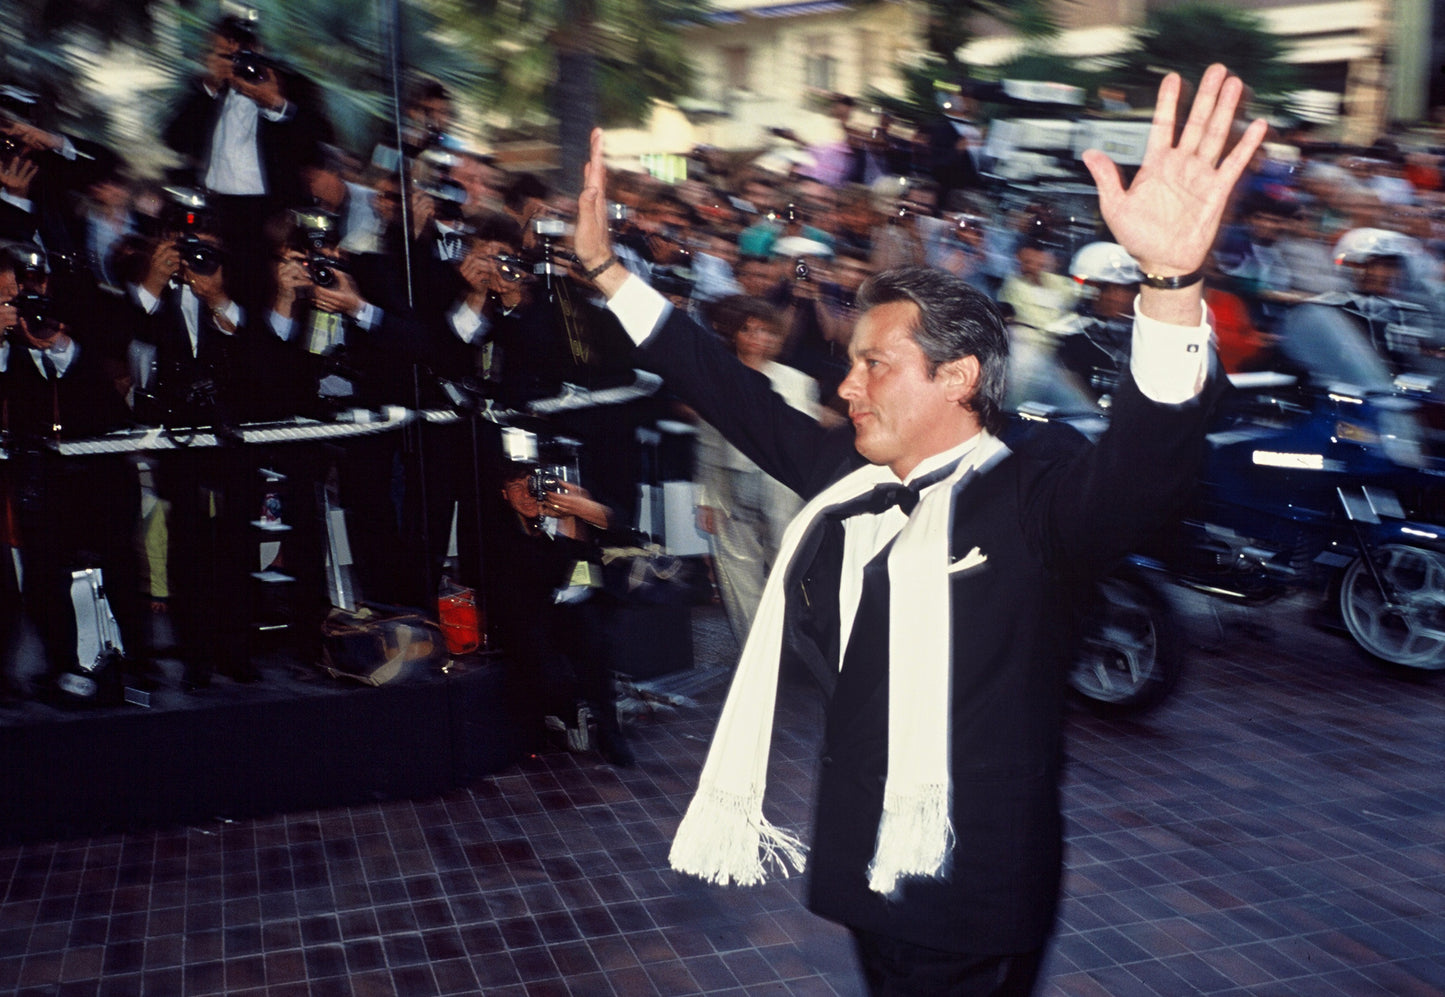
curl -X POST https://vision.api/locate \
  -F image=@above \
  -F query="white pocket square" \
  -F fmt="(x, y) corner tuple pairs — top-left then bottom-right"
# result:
(949, 546), (989, 574)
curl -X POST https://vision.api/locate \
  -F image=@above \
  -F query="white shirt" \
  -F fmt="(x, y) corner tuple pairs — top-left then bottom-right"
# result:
(204, 88), (291, 195)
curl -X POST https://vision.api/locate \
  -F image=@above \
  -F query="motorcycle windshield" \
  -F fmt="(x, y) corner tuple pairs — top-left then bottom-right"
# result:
(1276, 303), (1397, 390)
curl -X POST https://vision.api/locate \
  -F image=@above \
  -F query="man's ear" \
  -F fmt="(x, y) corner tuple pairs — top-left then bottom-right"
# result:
(938, 355), (981, 406)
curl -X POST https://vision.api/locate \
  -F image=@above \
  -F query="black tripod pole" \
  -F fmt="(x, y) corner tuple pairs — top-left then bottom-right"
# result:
(382, 0), (414, 312)
(381, 0), (437, 610)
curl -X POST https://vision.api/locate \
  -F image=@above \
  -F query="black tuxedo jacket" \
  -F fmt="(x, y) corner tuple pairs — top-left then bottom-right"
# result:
(128, 285), (259, 425)
(261, 295), (420, 420)
(161, 79), (320, 208)
(2, 340), (130, 443)
(635, 305), (1218, 954)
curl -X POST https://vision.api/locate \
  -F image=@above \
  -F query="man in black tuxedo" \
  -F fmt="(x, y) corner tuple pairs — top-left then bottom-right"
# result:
(573, 66), (1267, 995)
(0, 249), (143, 703)
(122, 222), (257, 687)
(262, 212), (419, 620)
(162, 16), (325, 312)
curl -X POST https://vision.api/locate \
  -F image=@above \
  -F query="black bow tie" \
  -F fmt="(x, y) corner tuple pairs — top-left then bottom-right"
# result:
(831, 456), (966, 520)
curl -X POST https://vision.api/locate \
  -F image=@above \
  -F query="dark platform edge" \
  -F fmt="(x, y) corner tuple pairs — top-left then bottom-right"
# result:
(0, 658), (520, 845)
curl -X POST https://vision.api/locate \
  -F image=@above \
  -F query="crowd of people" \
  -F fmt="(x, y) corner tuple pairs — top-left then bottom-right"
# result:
(1, 16), (1441, 746)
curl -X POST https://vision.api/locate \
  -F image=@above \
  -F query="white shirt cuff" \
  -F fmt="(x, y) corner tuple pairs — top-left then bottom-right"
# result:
(215, 299), (243, 333)
(260, 100), (293, 123)
(606, 273), (671, 346)
(270, 311), (297, 342)
(0, 190), (33, 214)
(1129, 299), (1211, 405)
(450, 301), (487, 344)
(353, 301), (380, 331)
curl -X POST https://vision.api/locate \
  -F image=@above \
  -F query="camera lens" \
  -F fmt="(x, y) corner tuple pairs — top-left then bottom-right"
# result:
(494, 255), (525, 283)
(231, 51), (267, 83)
(307, 259), (336, 288)
(16, 292), (52, 329)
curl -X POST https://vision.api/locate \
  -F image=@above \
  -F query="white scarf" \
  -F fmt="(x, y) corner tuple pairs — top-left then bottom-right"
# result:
(670, 431), (1009, 894)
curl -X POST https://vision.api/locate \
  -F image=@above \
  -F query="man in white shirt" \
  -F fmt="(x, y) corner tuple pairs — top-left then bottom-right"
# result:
(572, 65), (1267, 996)
(162, 16), (321, 311)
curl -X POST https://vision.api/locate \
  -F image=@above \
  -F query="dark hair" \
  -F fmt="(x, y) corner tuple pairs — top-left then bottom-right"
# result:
(706, 295), (781, 347)
(503, 173), (550, 213)
(499, 461), (536, 485)
(408, 78), (452, 107)
(856, 266), (1009, 434)
(213, 15), (257, 48)
(471, 211), (523, 251)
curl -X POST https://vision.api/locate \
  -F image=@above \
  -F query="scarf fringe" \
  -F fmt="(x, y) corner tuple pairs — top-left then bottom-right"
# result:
(866, 785), (954, 895)
(669, 784), (807, 887)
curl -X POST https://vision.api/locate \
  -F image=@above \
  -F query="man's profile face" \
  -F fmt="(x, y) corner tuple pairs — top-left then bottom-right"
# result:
(838, 300), (974, 478)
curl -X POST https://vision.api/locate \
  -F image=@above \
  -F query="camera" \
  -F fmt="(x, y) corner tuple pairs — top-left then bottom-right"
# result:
(527, 466), (565, 501)
(793, 257), (810, 281)
(14, 292), (53, 331)
(952, 212), (985, 241)
(532, 217), (569, 239)
(177, 235), (224, 277)
(494, 254), (527, 283)
(231, 50), (272, 85)
(306, 254), (346, 289)
(292, 209), (339, 252)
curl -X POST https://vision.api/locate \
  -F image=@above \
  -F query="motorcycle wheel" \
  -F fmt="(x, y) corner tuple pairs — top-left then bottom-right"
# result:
(1338, 544), (1445, 671)
(1070, 568), (1179, 716)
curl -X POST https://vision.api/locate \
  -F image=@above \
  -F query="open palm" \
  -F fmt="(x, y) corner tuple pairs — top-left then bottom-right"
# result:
(1083, 65), (1268, 279)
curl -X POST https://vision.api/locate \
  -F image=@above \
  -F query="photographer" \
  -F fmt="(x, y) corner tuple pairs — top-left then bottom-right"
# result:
(162, 15), (326, 311)
(0, 90), (127, 345)
(262, 209), (420, 616)
(486, 459), (633, 767)
(119, 207), (256, 687)
(407, 212), (539, 600)
(0, 247), (144, 704)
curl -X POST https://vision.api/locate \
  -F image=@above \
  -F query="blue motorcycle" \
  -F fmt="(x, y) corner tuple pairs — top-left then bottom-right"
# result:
(1011, 316), (1445, 716)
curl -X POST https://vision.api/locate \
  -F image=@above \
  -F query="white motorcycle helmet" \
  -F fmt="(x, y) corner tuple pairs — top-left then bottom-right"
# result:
(1069, 242), (1143, 285)
(1332, 227), (1416, 265)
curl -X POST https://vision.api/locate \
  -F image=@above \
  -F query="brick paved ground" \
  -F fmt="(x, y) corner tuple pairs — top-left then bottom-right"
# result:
(1, 593), (1443, 995)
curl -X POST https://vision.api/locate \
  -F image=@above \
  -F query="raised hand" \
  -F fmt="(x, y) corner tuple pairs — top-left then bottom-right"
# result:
(1082, 64), (1267, 281)
(574, 129), (629, 297)
(0, 156), (38, 199)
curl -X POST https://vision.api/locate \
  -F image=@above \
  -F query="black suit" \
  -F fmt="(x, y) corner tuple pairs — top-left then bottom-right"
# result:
(129, 286), (258, 682)
(634, 306), (1217, 958)
(161, 80), (320, 215)
(3, 340), (142, 688)
(264, 298), (419, 614)
(162, 78), (326, 312)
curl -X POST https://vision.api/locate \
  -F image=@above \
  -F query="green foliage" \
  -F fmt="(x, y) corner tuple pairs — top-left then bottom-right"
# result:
(989, 51), (1098, 91)
(1111, 3), (1297, 100)
(445, 0), (704, 133)
(862, 0), (1066, 129)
